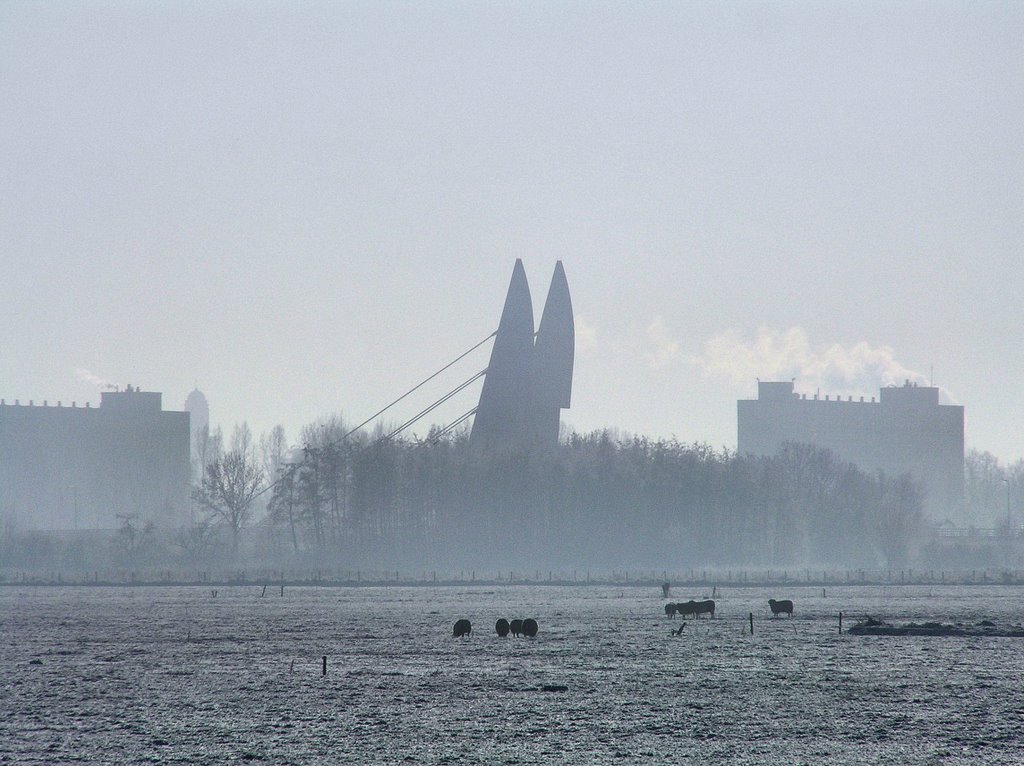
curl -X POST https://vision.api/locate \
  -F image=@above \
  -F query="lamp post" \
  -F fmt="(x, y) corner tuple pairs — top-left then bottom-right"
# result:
(1003, 479), (1011, 536)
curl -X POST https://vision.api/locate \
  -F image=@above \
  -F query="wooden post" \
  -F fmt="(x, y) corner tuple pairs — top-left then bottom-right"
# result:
(322, 656), (327, 676)
(839, 611), (843, 634)
(261, 584), (267, 597)
(749, 612), (754, 636)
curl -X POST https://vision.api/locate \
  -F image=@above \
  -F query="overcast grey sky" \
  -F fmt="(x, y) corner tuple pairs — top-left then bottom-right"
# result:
(2, 1), (1021, 460)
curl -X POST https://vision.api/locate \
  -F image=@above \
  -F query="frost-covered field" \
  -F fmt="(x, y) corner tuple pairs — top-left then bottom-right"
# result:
(2, 584), (1024, 765)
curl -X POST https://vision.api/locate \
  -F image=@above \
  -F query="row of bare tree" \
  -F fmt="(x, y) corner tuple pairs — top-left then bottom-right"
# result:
(964, 449), (1024, 529)
(188, 417), (925, 568)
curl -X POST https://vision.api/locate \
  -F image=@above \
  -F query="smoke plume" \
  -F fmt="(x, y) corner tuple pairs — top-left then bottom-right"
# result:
(645, 316), (680, 369)
(689, 326), (954, 401)
(75, 368), (117, 390)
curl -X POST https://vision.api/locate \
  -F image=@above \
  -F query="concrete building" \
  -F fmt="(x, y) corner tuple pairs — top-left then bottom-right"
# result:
(0, 386), (190, 530)
(471, 260), (574, 450)
(737, 380), (965, 521)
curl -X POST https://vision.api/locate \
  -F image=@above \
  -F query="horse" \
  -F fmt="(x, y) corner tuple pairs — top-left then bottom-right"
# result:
(523, 618), (538, 637)
(453, 618), (472, 638)
(495, 618), (510, 637)
(665, 602), (678, 618)
(768, 599), (794, 617)
(509, 619), (524, 637)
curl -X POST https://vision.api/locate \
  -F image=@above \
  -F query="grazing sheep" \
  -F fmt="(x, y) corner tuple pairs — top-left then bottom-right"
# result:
(522, 618), (538, 637)
(675, 600), (697, 618)
(695, 599), (715, 618)
(509, 619), (524, 637)
(453, 619), (472, 638)
(495, 618), (510, 637)
(768, 599), (794, 617)
(677, 599), (715, 619)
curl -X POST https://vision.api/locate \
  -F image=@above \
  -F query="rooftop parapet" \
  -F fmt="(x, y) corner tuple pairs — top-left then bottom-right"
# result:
(880, 380), (940, 407)
(757, 380), (796, 400)
(100, 388), (162, 412)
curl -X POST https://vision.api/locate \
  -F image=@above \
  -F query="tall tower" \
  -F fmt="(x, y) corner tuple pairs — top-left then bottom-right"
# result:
(184, 388), (209, 439)
(471, 260), (574, 450)
(531, 261), (574, 444)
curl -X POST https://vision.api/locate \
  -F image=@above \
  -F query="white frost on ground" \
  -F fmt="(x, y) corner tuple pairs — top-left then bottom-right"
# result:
(1, 584), (1022, 764)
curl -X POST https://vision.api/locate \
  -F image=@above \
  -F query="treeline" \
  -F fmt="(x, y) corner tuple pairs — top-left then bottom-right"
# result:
(964, 449), (1024, 528)
(187, 418), (926, 570)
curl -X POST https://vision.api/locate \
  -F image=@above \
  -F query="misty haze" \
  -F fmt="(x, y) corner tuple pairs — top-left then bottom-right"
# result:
(2, 2), (1023, 765)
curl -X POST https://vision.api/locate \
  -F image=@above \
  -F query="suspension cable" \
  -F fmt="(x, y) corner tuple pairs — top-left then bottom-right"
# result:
(249, 334), (493, 500)
(336, 331), (495, 442)
(429, 406), (478, 443)
(383, 369), (486, 441)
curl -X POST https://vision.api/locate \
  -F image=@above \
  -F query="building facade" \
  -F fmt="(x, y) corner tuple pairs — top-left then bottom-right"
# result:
(0, 387), (190, 530)
(738, 380), (964, 521)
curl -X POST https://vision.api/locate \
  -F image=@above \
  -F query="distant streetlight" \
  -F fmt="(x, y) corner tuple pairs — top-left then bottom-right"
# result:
(1003, 479), (1011, 535)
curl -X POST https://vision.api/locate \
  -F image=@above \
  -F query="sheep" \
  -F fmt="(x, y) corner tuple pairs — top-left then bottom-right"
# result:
(768, 599), (794, 617)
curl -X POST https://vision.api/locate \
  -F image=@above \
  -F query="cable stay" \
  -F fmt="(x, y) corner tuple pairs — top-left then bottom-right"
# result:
(429, 406), (477, 443)
(335, 331), (495, 443)
(249, 333), (494, 501)
(381, 369), (486, 441)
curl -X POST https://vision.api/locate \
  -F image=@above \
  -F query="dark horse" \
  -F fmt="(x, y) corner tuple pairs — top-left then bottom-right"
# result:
(453, 619), (472, 637)
(522, 618), (538, 637)
(768, 599), (794, 617)
(495, 618), (510, 637)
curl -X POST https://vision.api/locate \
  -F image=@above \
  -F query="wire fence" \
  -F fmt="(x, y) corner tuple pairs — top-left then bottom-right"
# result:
(3, 566), (1023, 587)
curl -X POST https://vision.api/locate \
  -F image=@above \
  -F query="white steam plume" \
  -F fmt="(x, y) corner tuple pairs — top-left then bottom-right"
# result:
(575, 314), (598, 354)
(75, 368), (117, 390)
(689, 326), (955, 402)
(645, 316), (680, 369)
